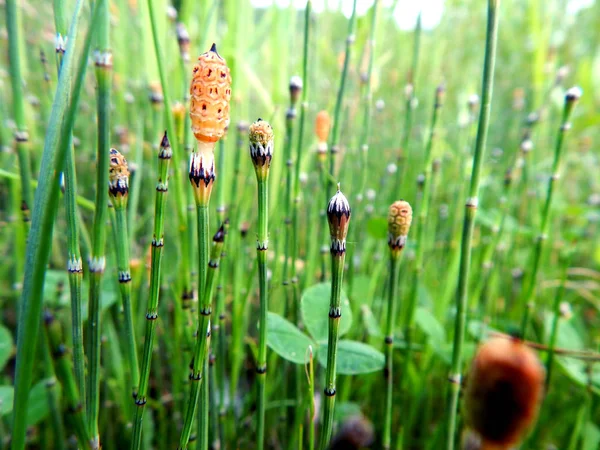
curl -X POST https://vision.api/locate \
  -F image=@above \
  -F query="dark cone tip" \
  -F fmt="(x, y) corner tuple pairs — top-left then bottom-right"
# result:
(161, 131), (170, 148)
(210, 43), (217, 53)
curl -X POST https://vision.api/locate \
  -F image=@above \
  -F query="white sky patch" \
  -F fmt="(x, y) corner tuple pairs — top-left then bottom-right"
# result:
(251, 0), (593, 31)
(251, 0), (445, 30)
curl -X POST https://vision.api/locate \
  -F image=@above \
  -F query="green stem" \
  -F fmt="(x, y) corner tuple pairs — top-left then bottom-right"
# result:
(256, 178), (270, 450)
(291, 1), (311, 287)
(394, 13), (421, 198)
(446, 2), (499, 450)
(131, 135), (172, 449)
(198, 224), (226, 450)
(519, 93), (578, 337)
(327, 0), (357, 192)
(358, 0), (379, 196)
(44, 311), (92, 448)
(383, 253), (400, 449)
(64, 139), (86, 406)
(318, 252), (346, 450)
(179, 204), (211, 448)
(11, 0), (93, 446)
(6, 0), (33, 226)
(86, 3), (111, 444)
(112, 204), (140, 397)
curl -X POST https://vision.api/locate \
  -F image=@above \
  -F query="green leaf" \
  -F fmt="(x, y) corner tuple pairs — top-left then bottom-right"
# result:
(0, 386), (14, 415)
(0, 325), (14, 371)
(317, 340), (384, 375)
(366, 217), (388, 240)
(301, 283), (352, 342)
(266, 312), (315, 365)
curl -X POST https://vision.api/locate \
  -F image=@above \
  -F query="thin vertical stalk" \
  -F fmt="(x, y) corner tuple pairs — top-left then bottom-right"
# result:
(403, 86), (443, 362)
(86, 2), (111, 445)
(519, 89), (580, 336)
(446, 2), (500, 450)
(394, 13), (421, 198)
(197, 224), (226, 450)
(249, 120), (274, 450)
(318, 187), (350, 450)
(11, 0), (93, 446)
(6, 0), (33, 227)
(358, 0), (379, 196)
(327, 0), (358, 192)
(291, 1), (311, 286)
(44, 311), (92, 449)
(383, 200), (411, 450)
(131, 134), (172, 449)
(383, 254), (400, 449)
(256, 178), (269, 450)
(306, 346), (315, 450)
(110, 183), (140, 397)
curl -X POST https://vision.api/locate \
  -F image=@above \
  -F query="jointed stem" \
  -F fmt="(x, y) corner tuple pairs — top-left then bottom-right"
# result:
(179, 204), (211, 449)
(383, 253), (400, 449)
(318, 254), (345, 450)
(87, 2), (111, 445)
(446, 2), (500, 450)
(519, 100), (576, 337)
(131, 136), (172, 449)
(256, 178), (269, 450)
(112, 205), (140, 397)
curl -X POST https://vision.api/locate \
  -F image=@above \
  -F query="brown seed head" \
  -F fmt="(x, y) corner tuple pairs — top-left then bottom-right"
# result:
(388, 200), (412, 253)
(190, 43), (232, 144)
(465, 337), (545, 449)
(327, 184), (351, 255)
(108, 148), (129, 204)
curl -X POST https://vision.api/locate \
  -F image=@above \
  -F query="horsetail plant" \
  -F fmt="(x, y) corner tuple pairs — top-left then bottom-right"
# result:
(383, 200), (413, 450)
(204, 222), (228, 449)
(446, 1), (500, 449)
(6, 0), (33, 231)
(131, 133), (172, 449)
(86, 4), (112, 444)
(179, 43), (232, 449)
(249, 118), (275, 450)
(11, 1), (99, 443)
(519, 87), (581, 337)
(319, 185), (351, 450)
(53, 0), (86, 404)
(43, 311), (92, 449)
(108, 148), (139, 397)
